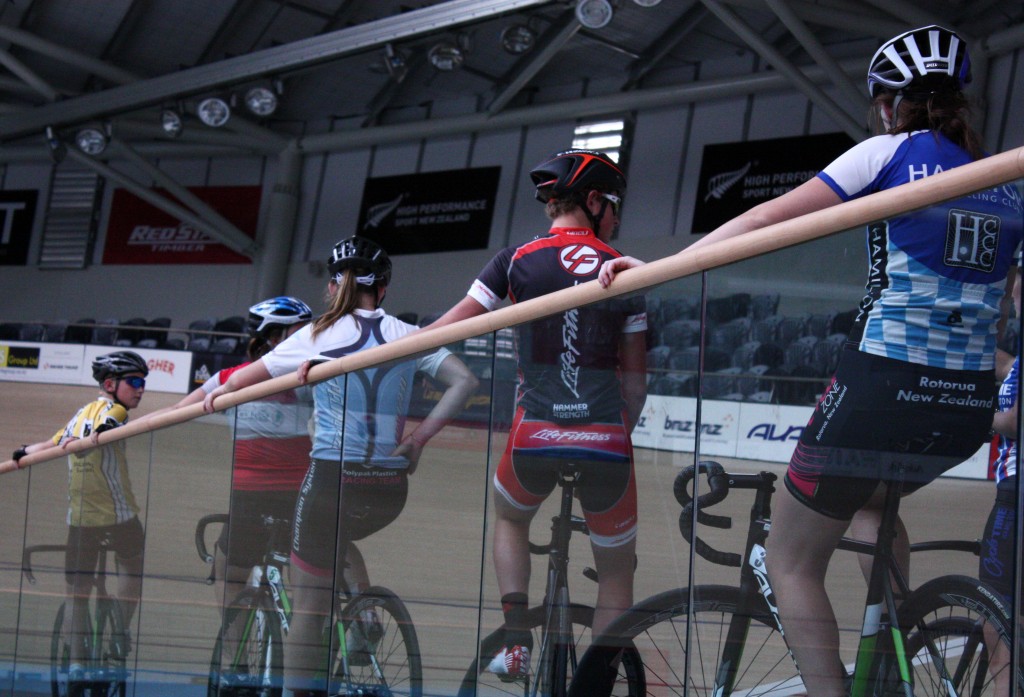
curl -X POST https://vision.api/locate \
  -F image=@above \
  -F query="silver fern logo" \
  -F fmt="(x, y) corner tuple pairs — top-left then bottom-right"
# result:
(363, 194), (406, 230)
(704, 162), (753, 202)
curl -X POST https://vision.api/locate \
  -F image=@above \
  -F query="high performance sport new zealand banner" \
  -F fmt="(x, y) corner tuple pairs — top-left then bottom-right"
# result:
(356, 166), (500, 254)
(103, 186), (260, 264)
(691, 132), (854, 234)
(0, 190), (39, 266)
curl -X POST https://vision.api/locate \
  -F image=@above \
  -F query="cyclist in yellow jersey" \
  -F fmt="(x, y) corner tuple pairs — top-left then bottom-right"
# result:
(13, 350), (148, 690)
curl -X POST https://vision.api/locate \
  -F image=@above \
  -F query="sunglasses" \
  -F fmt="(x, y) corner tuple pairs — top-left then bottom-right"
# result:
(120, 376), (146, 389)
(601, 193), (622, 215)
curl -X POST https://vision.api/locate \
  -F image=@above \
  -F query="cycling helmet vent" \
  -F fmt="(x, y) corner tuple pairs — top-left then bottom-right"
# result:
(92, 350), (149, 383)
(529, 149), (626, 203)
(247, 296), (313, 337)
(327, 236), (392, 287)
(867, 25), (971, 98)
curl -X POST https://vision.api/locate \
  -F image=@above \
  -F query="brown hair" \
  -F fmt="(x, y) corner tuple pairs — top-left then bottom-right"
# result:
(542, 184), (620, 220)
(310, 270), (375, 339)
(874, 88), (984, 161)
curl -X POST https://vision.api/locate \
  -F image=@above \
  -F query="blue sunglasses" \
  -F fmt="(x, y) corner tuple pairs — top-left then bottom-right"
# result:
(120, 376), (146, 389)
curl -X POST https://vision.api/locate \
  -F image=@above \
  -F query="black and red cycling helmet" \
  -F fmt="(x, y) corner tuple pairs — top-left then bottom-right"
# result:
(529, 149), (626, 203)
(867, 25), (971, 98)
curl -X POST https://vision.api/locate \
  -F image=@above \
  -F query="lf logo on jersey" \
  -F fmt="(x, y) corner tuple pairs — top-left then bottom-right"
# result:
(945, 209), (1000, 272)
(559, 244), (601, 275)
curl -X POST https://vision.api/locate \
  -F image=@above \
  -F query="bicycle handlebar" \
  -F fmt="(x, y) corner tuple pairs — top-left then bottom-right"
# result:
(195, 513), (229, 565)
(21, 544), (67, 585)
(675, 461), (743, 568)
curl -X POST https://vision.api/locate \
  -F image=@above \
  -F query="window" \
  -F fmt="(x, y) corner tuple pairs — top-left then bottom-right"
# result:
(572, 119), (625, 162)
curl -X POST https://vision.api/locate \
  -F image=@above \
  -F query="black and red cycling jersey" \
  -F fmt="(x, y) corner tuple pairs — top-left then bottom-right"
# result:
(468, 227), (646, 424)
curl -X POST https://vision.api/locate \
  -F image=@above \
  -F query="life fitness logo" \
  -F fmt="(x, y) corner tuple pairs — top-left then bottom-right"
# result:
(559, 244), (601, 276)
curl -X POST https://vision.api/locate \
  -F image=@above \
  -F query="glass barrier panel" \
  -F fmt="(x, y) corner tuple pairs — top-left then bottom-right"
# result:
(146, 400), (234, 692)
(694, 215), (1021, 697)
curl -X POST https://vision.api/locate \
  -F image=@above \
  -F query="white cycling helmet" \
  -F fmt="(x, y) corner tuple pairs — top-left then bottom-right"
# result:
(867, 25), (971, 98)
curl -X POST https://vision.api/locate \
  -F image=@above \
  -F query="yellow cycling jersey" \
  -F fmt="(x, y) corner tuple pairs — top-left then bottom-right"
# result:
(52, 396), (139, 527)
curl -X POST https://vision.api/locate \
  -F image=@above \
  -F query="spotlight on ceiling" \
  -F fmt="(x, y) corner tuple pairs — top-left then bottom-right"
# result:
(632, 0), (663, 5)
(160, 108), (183, 138)
(45, 126), (66, 164)
(74, 126), (108, 156)
(428, 41), (464, 71)
(501, 24), (536, 55)
(383, 43), (408, 83)
(197, 97), (231, 128)
(244, 85), (278, 117)
(576, 0), (614, 29)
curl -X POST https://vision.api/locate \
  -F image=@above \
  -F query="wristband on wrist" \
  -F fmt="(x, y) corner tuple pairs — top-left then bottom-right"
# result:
(12, 445), (28, 464)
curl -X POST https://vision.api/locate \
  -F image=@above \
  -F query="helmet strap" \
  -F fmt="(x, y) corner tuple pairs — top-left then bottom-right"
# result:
(577, 191), (604, 233)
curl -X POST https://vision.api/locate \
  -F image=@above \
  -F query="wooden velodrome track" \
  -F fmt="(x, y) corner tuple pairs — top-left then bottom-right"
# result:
(0, 380), (997, 696)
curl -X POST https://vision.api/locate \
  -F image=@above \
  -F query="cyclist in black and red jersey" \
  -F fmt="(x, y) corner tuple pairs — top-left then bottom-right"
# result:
(424, 149), (647, 682)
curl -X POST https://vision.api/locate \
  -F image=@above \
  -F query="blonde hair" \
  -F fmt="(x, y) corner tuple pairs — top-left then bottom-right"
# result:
(311, 270), (376, 339)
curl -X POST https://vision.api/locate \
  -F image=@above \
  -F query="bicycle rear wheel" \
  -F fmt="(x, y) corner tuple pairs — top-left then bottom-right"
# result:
(459, 603), (643, 697)
(51, 602), (78, 697)
(889, 575), (1015, 697)
(568, 585), (796, 697)
(331, 585), (422, 697)
(90, 598), (128, 697)
(208, 589), (284, 697)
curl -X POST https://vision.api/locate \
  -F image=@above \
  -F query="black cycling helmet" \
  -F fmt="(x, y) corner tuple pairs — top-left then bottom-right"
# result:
(867, 25), (971, 98)
(92, 350), (149, 383)
(247, 296), (313, 338)
(327, 236), (392, 288)
(529, 149), (626, 203)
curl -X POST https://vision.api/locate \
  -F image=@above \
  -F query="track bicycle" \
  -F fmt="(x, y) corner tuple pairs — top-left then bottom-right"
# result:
(457, 461), (643, 697)
(568, 460), (1017, 697)
(195, 512), (423, 697)
(23, 538), (129, 697)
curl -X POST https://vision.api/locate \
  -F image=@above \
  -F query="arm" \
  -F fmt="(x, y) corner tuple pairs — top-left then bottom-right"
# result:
(599, 177), (842, 288)
(11, 436), (63, 465)
(202, 360), (273, 413)
(618, 331), (648, 432)
(391, 354), (479, 472)
(423, 295), (489, 330)
(993, 401), (1018, 439)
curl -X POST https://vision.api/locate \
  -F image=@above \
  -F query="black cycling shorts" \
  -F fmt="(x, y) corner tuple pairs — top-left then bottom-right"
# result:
(785, 348), (995, 520)
(65, 516), (144, 585)
(216, 489), (298, 569)
(291, 458), (408, 576)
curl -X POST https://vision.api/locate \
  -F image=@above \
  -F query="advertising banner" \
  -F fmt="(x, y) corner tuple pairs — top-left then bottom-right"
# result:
(0, 341), (85, 383)
(692, 133), (854, 233)
(102, 186), (259, 264)
(82, 345), (192, 393)
(0, 189), (39, 266)
(189, 352), (247, 391)
(357, 167), (501, 254)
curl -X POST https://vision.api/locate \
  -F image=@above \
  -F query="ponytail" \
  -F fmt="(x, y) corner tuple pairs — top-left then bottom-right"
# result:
(311, 270), (376, 340)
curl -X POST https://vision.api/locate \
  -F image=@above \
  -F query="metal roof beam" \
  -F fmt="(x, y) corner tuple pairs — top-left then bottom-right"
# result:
(0, 0), (556, 140)
(488, 11), (579, 116)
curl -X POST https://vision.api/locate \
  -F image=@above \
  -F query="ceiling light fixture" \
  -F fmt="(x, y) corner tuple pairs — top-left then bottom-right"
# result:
(501, 24), (536, 55)
(44, 126), (66, 164)
(632, 0), (663, 6)
(428, 41), (464, 71)
(244, 86), (278, 117)
(74, 126), (108, 156)
(160, 108), (183, 138)
(576, 0), (614, 29)
(197, 97), (231, 128)
(383, 43), (408, 83)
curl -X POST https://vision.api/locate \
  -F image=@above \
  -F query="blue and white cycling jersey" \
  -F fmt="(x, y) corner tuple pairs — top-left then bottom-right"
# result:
(818, 131), (1024, 370)
(993, 357), (1019, 484)
(261, 308), (449, 462)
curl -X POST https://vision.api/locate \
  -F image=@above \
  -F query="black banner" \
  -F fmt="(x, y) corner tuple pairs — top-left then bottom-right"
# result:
(0, 190), (39, 265)
(357, 167), (501, 254)
(691, 133), (854, 234)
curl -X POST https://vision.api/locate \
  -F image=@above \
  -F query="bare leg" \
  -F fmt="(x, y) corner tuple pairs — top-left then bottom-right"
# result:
(848, 486), (909, 588)
(340, 542), (369, 594)
(283, 564), (333, 694)
(115, 553), (143, 633)
(765, 488), (850, 697)
(66, 576), (92, 667)
(590, 539), (635, 637)
(492, 493), (536, 597)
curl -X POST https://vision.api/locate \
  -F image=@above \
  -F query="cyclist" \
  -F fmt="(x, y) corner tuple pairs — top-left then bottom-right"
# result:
(13, 350), (149, 690)
(424, 149), (648, 681)
(148, 296), (314, 616)
(598, 25), (1023, 697)
(203, 236), (478, 697)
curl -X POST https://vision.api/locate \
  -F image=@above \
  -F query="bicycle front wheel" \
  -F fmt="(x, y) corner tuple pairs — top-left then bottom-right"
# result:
(91, 598), (128, 697)
(568, 585), (796, 697)
(890, 575), (1015, 697)
(459, 603), (644, 697)
(50, 602), (79, 697)
(208, 589), (284, 697)
(331, 585), (422, 697)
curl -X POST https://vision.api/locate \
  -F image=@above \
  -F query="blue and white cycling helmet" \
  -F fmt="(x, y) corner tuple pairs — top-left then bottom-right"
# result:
(247, 296), (313, 337)
(327, 236), (392, 288)
(867, 25), (971, 98)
